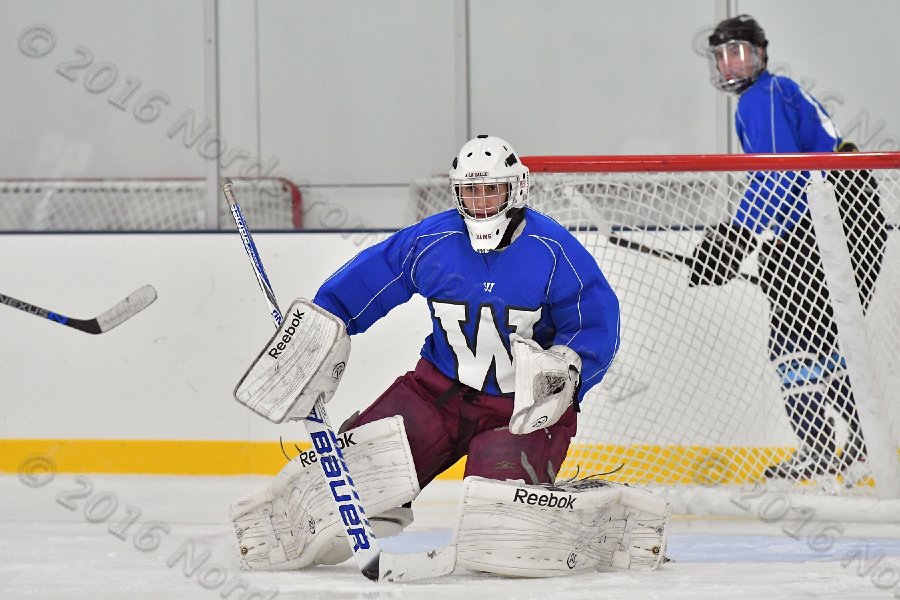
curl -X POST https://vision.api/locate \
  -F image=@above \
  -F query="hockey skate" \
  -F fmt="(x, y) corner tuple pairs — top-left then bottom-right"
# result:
(833, 431), (870, 487)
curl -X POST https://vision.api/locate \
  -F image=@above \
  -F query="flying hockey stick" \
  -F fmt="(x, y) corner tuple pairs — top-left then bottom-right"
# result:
(221, 178), (456, 583)
(0, 285), (157, 334)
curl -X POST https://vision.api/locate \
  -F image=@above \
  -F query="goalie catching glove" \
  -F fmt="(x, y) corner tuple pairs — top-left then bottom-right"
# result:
(510, 334), (581, 435)
(234, 298), (350, 423)
(688, 221), (754, 286)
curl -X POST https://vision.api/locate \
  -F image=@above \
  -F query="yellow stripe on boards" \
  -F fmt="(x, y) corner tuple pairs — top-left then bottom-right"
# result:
(0, 439), (467, 478)
(560, 443), (881, 487)
(0, 439), (881, 487)
(561, 444), (797, 484)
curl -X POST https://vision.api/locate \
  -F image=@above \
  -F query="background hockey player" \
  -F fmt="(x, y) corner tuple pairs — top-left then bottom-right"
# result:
(691, 14), (886, 480)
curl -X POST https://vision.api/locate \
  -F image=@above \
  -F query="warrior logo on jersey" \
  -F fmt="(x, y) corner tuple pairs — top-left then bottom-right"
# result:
(483, 282), (495, 292)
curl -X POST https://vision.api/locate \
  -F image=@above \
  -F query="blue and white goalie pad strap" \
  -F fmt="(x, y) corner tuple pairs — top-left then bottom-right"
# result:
(229, 416), (419, 571)
(453, 477), (670, 577)
(234, 298), (351, 423)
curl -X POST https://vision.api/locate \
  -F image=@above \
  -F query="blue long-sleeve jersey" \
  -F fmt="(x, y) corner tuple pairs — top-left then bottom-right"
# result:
(313, 208), (620, 402)
(733, 70), (840, 237)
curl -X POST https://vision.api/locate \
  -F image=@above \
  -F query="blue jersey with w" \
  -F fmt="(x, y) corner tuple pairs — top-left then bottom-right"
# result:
(313, 209), (620, 402)
(733, 70), (840, 237)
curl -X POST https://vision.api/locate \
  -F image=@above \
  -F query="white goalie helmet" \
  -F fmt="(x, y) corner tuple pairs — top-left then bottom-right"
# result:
(449, 135), (529, 252)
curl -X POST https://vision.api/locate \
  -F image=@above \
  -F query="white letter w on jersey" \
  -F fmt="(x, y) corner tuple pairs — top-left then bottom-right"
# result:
(431, 300), (541, 393)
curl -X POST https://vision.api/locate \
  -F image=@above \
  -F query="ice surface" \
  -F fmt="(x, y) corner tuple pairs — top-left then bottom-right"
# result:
(3, 475), (900, 599)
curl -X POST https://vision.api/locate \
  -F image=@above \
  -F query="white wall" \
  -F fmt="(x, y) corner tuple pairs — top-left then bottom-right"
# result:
(0, 232), (796, 447)
(4, 1), (900, 227)
(740, 0), (900, 153)
(468, 1), (719, 155)
(0, 233), (429, 441)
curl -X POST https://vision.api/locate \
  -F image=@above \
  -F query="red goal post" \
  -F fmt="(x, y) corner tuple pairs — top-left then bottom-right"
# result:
(410, 151), (900, 519)
(523, 151), (900, 173)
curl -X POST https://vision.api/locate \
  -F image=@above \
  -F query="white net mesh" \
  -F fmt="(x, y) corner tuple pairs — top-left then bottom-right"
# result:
(411, 153), (900, 518)
(0, 177), (302, 230)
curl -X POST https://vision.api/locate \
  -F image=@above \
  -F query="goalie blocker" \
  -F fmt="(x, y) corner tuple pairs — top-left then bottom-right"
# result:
(453, 476), (670, 577)
(234, 298), (351, 423)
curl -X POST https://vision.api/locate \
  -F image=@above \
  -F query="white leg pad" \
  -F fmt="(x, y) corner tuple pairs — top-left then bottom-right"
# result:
(229, 415), (419, 570)
(454, 476), (670, 577)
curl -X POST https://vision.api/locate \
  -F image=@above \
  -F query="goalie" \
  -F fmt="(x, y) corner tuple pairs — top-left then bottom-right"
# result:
(229, 135), (648, 576)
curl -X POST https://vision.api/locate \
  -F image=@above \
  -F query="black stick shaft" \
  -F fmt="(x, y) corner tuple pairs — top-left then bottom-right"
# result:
(0, 293), (98, 333)
(606, 234), (760, 286)
(0, 285), (157, 335)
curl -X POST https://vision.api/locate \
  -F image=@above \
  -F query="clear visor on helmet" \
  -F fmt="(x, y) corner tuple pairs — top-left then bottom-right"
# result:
(453, 178), (513, 221)
(708, 40), (763, 93)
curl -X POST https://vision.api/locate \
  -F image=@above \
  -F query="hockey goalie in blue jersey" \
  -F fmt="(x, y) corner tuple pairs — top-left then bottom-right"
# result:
(315, 134), (620, 480)
(229, 136), (670, 578)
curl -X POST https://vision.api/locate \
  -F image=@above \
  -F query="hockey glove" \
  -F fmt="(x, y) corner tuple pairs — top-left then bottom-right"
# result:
(510, 334), (581, 435)
(688, 221), (754, 286)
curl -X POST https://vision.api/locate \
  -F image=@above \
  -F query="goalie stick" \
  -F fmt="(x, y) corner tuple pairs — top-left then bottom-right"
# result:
(0, 285), (157, 334)
(221, 178), (456, 583)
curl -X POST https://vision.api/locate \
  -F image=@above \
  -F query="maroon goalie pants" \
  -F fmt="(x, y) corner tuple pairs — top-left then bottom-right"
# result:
(343, 358), (577, 489)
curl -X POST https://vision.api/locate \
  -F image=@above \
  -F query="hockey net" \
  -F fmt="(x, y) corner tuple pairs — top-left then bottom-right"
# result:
(0, 176), (302, 230)
(411, 152), (900, 520)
